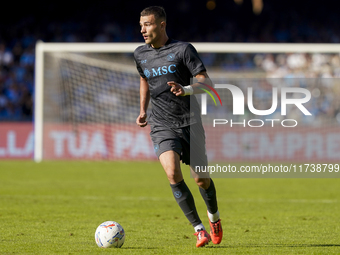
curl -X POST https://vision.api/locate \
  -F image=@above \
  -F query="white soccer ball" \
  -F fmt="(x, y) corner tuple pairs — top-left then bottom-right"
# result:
(95, 221), (125, 248)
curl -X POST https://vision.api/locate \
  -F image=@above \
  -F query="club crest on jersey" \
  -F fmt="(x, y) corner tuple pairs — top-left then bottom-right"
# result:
(167, 53), (175, 61)
(144, 68), (151, 78)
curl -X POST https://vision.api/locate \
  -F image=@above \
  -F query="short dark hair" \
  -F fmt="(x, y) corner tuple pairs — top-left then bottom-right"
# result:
(140, 6), (166, 22)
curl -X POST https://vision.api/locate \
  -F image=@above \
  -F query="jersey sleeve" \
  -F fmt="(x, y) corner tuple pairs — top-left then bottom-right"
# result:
(133, 51), (146, 78)
(183, 44), (206, 76)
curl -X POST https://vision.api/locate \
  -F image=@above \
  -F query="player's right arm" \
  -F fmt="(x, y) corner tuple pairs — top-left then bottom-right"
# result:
(168, 71), (213, 96)
(136, 76), (150, 127)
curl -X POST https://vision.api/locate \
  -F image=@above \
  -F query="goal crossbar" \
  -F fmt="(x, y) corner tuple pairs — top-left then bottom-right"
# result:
(36, 42), (340, 53)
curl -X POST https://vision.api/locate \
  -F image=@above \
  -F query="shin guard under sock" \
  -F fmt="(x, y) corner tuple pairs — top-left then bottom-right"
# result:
(199, 178), (218, 215)
(170, 180), (202, 227)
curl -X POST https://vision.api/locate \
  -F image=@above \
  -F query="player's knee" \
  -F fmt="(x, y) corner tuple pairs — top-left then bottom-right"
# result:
(195, 177), (210, 189)
(165, 168), (183, 184)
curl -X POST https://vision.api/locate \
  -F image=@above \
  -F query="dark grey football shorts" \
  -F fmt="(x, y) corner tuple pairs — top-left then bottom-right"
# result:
(150, 122), (208, 168)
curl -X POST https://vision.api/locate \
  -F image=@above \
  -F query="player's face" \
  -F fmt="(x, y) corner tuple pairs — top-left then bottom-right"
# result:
(140, 15), (164, 47)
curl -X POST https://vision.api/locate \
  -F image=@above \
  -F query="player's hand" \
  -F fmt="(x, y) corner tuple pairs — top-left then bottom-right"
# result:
(136, 113), (148, 127)
(167, 81), (184, 96)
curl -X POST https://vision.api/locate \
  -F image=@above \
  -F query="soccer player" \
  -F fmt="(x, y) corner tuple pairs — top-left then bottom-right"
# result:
(134, 6), (222, 247)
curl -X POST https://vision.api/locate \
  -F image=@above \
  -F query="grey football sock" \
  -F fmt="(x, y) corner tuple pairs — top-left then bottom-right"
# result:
(199, 178), (218, 214)
(170, 180), (202, 227)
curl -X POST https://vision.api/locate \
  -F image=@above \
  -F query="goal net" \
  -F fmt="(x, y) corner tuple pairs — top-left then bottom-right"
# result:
(34, 42), (340, 163)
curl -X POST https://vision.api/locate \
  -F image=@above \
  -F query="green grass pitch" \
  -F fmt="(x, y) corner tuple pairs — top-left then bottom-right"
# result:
(0, 161), (340, 254)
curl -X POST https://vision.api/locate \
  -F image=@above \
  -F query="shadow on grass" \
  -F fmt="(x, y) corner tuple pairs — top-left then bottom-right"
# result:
(205, 244), (340, 249)
(121, 247), (159, 250)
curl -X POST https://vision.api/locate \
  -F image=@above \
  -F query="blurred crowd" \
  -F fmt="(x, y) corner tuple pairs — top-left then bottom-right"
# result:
(253, 53), (340, 125)
(1, 0), (340, 122)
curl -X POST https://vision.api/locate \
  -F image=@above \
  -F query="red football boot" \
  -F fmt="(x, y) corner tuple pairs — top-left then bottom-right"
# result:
(194, 229), (211, 247)
(208, 212), (223, 244)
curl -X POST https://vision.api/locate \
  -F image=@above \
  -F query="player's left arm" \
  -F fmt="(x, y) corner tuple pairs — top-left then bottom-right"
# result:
(168, 71), (213, 96)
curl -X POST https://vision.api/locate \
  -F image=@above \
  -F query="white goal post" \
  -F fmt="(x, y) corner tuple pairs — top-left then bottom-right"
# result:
(34, 41), (340, 162)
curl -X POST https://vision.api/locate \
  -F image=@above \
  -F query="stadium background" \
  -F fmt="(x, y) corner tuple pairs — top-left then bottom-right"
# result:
(1, 0), (340, 159)
(1, 3), (340, 253)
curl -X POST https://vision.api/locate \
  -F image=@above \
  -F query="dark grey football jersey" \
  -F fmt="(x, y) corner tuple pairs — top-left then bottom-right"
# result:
(134, 39), (206, 128)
